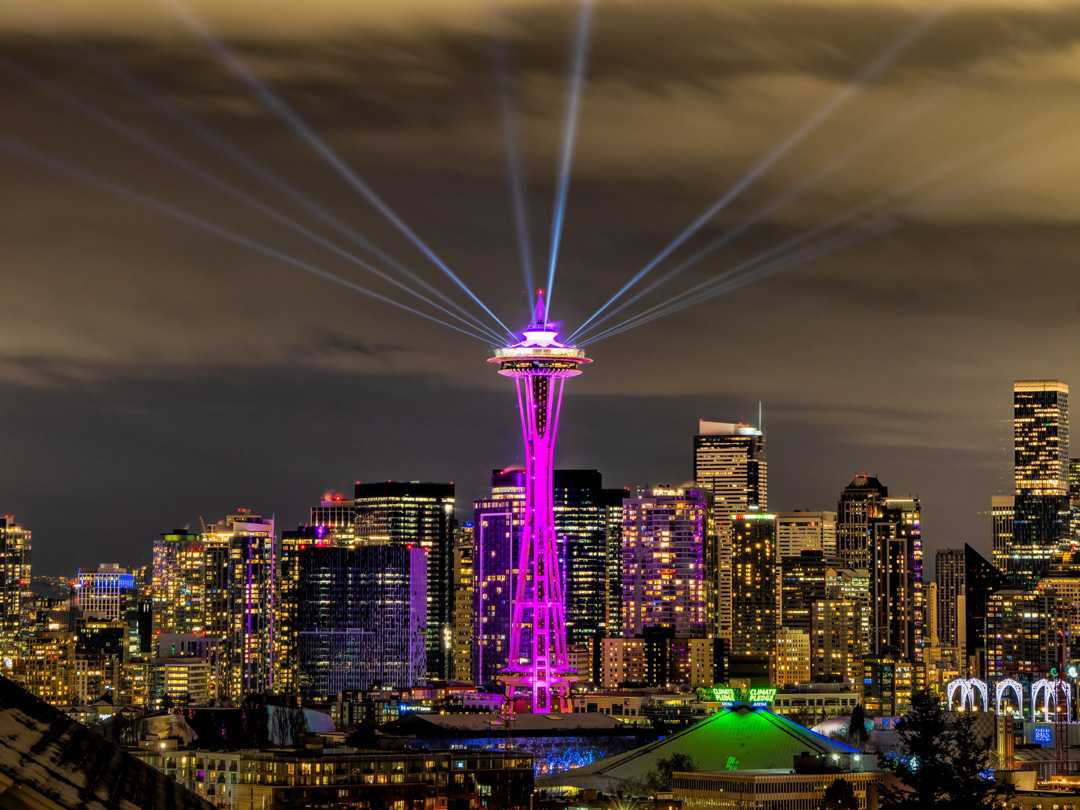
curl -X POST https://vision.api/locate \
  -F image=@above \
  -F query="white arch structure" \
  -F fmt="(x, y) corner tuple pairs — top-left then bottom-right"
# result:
(1031, 679), (1072, 723)
(995, 679), (1024, 718)
(946, 677), (989, 712)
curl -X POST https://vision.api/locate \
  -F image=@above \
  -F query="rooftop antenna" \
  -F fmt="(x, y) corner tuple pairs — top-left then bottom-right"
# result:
(757, 400), (765, 434)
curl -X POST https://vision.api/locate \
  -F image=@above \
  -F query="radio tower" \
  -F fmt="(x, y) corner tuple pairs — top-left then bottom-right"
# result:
(489, 291), (591, 713)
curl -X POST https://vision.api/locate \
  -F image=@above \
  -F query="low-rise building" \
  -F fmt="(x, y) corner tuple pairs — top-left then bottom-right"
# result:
(673, 769), (882, 809)
(772, 684), (861, 726)
(137, 746), (534, 809)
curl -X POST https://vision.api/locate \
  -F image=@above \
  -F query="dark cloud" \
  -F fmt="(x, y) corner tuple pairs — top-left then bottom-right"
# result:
(1, 1), (1078, 573)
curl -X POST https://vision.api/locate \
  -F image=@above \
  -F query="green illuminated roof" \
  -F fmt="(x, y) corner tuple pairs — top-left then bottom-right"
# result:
(540, 705), (862, 793)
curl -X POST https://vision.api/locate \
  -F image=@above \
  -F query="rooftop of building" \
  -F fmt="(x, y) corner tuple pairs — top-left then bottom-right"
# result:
(0, 674), (213, 809)
(696, 419), (763, 437)
(1014, 380), (1069, 393)
(380, 711), (630, 738)
(538, 704), (868, 793)
(844, 473), (887, 493)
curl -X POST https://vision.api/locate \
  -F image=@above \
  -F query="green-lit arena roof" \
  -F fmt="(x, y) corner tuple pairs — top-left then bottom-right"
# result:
(539, 704), (867, 793)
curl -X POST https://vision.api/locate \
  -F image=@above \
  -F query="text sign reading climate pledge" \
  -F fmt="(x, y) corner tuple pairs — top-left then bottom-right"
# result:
(697, 686), (777, 706)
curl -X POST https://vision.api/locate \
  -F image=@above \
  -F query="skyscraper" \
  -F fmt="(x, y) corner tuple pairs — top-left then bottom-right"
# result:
(774, 628), (811, 687)
(1010, 380), (1070, 582)
(602, 487), (629, 639)
(729, 513), (780, 672)
(991, 495), (1014, 574)
(621, 487), (707, 638)
(934, 548), (965, 651)
(961, 544), (1004, 675)
(204, 511), (276, 699)
(74, 564), (136, 622)
(811, 599), (862, 685)
(0, 515), (31, 663)
(1071, 458), (1080, 542)
(151, 530), (206, 638)
(985, 589), (1056, 681)
(451, 522), (475, 683)
(869, 497), (924, 663)
(554, 470), (609, 649)
(779, 550), (829, 633)
(693, 420), (767, 641)
(300, 543), (426, 698)
(837, 475), (888, 570)
(354, 481), (454, 680)
(472, 468), (525, 687)
(776, 511), (837, 559)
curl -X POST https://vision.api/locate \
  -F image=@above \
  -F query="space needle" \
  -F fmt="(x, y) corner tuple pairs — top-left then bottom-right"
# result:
(488, 290), (591, 713)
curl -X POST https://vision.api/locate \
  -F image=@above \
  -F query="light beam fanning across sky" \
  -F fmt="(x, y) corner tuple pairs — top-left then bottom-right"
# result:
(567, 4), (949, 343)
(543, 0), (594, 322)
(162, 0), (516, 341)
(495, 39), (537, 317)
(9, 58), (506, 345)
(0, 136), (497, 344)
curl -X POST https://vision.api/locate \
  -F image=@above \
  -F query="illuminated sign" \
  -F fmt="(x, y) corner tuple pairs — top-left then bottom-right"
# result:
(1033, 726), (1053, 746)
(747, 687), (777, 706)
(698, 687), (737, 704)
(697, 686), (776, 706)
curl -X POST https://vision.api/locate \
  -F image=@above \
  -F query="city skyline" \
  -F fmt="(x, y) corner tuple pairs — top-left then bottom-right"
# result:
(5, 3), (1080, 806)
(4, 1), (1080, 572)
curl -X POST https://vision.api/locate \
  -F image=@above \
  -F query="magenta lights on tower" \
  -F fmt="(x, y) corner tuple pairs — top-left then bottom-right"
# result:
(487, 291), (590, 713)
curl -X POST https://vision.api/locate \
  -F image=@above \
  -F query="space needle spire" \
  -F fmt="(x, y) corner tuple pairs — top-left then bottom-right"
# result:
(488, 290), (591, 713)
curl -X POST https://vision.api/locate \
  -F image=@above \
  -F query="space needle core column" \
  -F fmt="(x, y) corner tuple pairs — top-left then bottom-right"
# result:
(488, 291), (591, 713)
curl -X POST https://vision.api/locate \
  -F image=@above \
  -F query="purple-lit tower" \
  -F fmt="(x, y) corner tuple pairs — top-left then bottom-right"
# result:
(488, 291), (591, 713)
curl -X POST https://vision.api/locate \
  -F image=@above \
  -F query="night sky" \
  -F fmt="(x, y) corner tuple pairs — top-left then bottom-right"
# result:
(3, 1), (1080, 574)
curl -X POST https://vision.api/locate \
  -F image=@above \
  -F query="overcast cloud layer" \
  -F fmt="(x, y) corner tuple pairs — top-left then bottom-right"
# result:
(2, 0), (1079, 572)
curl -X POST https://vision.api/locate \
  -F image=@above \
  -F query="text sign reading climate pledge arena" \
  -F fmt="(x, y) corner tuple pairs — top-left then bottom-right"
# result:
(697, 686), (778, 706)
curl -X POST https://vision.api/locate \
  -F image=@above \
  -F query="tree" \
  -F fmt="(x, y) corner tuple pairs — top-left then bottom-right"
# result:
(646, 753), (695, 791)
(880, 690), (1009, 810)
(847, 704), (869, 746)
(819, 777), (859, 810)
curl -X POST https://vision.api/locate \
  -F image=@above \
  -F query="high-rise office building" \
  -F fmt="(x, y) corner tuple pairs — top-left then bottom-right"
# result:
(554, 470), (609, 648)
(310, 493), (358, 545)
(776, 512), (837, 560)
(779, 550), (829, 633)
(869, 497), (924, 663)
(985, 589), (1056, 681)
(925, 581), (940, 648)
(621, 487), (708, 638)
(774, 628), (811, 687)
(1069, 458), (1080, 542)
(1035, 577), (1080, 665)
(991, 495), (1014, 574)
(451, 523), (475, 682)
(472, 468), (525, 686)
(1010, 380), (1070, 582)
(204, 511), (275, 699)
(961, 544), (1003, 676)
(0, 515), (31, 662)
(299, 543), (426, 698)
(934, 549), (965, 651)
(837, 475), (888, 570)
(151, 530), (207, 638)
(729, 513), (780, 669)
(74, 564), (136, 622)
(693, 420), (767, 641)
(826, 568), (872, 662)
(811, 599), (862, 685)
(602, 487), (629, 639)
(355, 481), (454, 680)
(274, 525), (325, 693)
